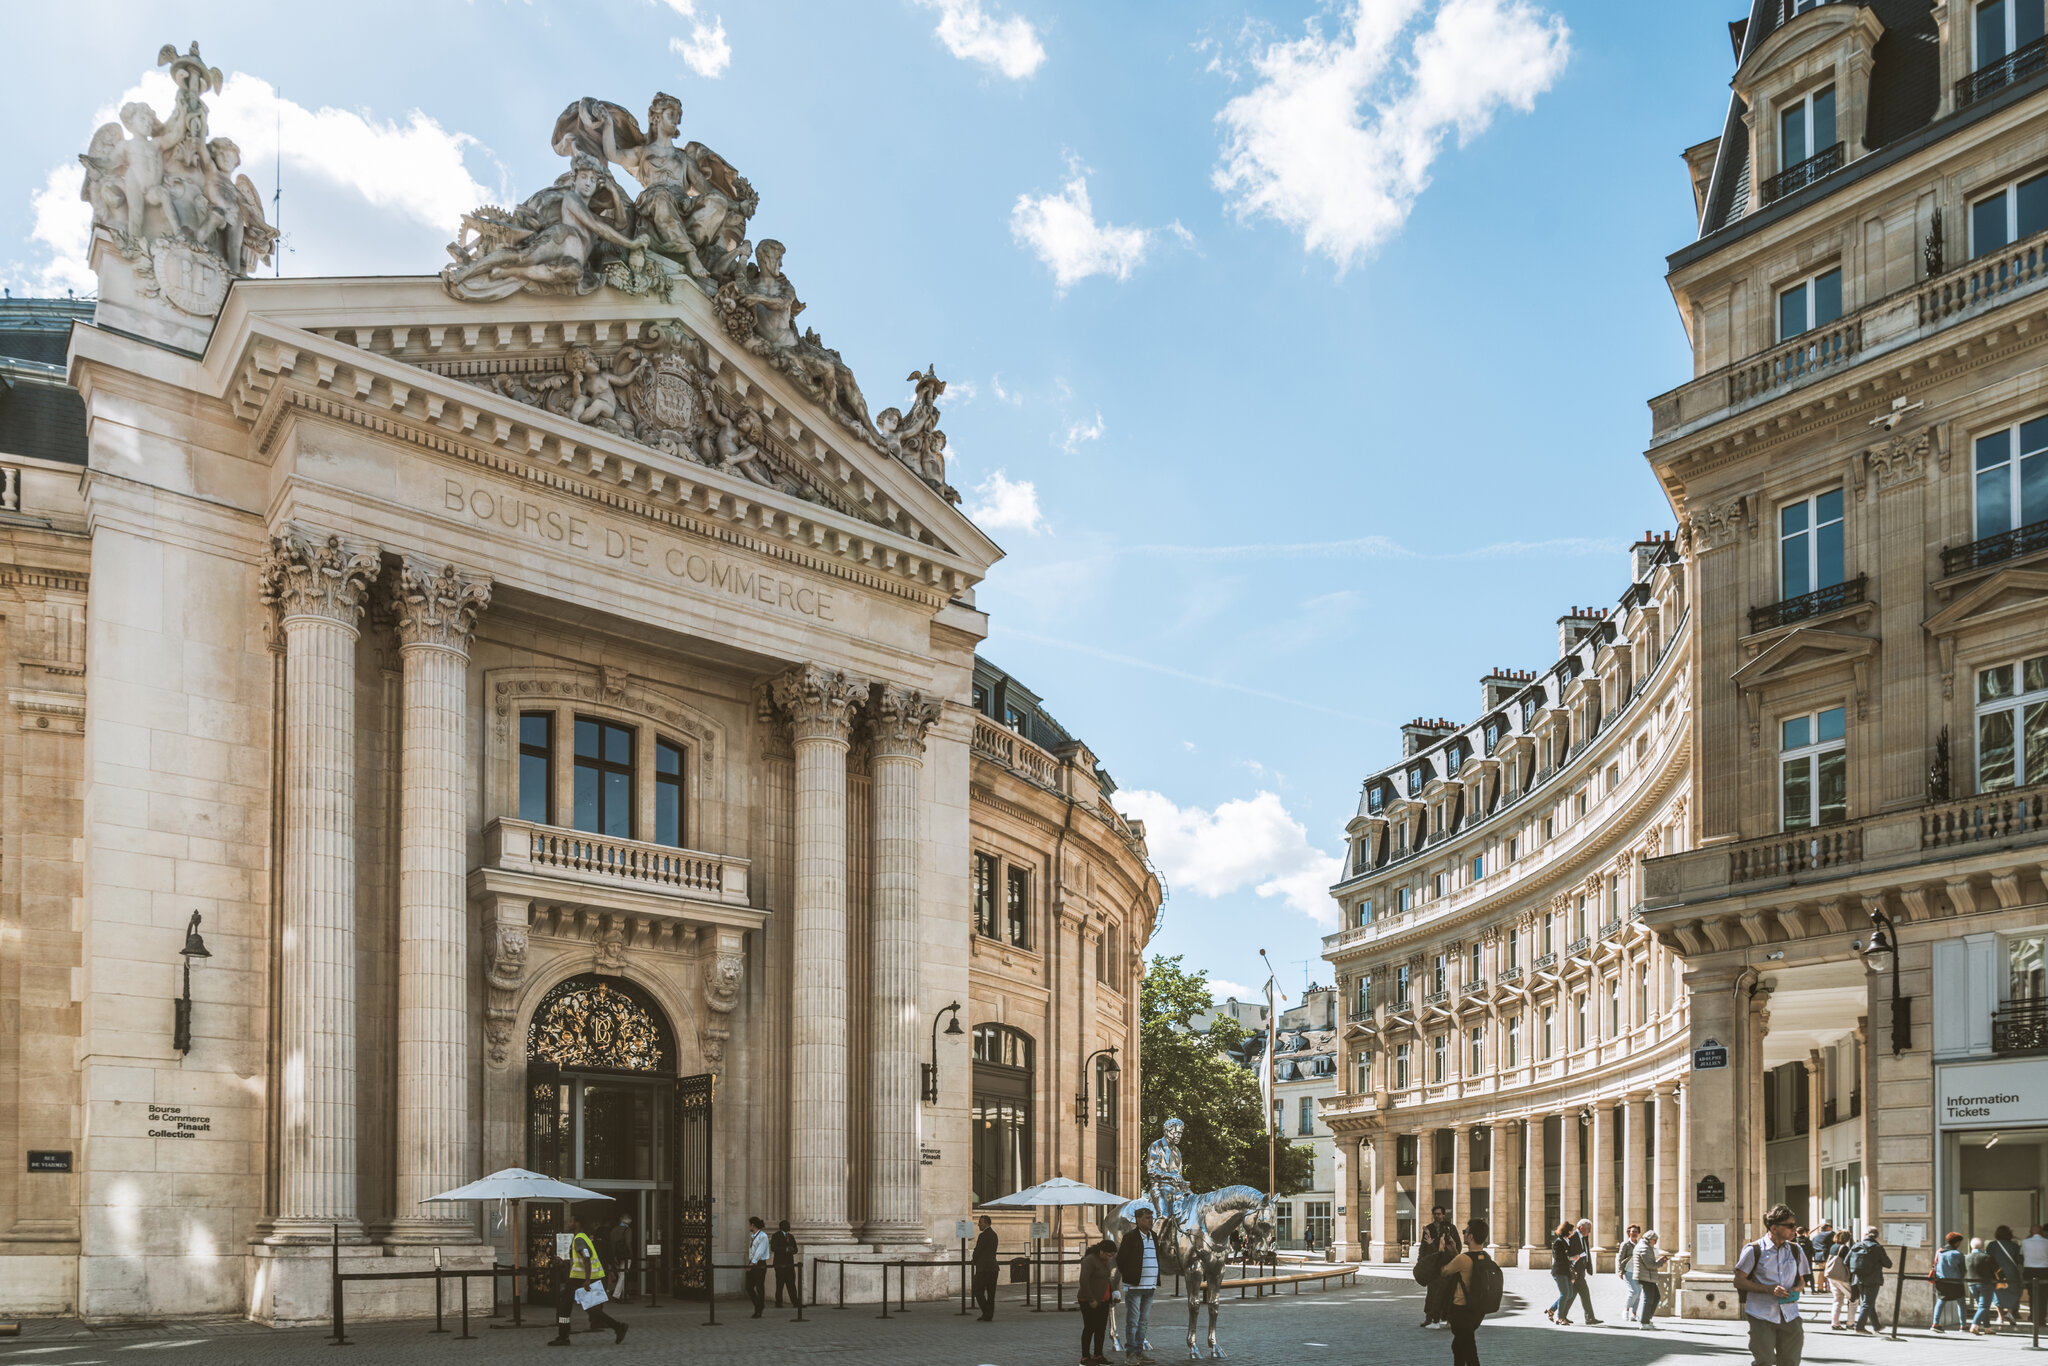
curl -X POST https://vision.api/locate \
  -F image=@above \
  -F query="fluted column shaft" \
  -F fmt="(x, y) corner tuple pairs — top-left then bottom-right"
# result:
(1523, 1117), (1547, 1261)
(772, 665), (865, 1242)
(390, 559), (490, 1241)
(864, 685), (941, 1242)
(1486, 1122), (1511, 1259)
(1621, 1095), (1648, 1241)
(1369, 1132), (1401, 1263)
(263, 528), (380, 1238)
(1653, 1084), (1680, 1241)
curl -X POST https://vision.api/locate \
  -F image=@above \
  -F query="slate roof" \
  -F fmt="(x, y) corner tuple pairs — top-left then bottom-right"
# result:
(0, 298), (91, 466)
(1699, 0), (1942, 238)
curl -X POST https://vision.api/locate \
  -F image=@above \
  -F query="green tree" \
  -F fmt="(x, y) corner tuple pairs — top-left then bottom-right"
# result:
(1138, 955), (1314, 1195)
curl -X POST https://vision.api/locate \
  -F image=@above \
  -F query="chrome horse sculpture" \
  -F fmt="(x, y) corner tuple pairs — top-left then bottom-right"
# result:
(1101, 1118), (1276, 1360)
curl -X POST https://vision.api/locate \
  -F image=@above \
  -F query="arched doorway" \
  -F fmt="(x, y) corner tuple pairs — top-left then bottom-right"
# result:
(524, 974), (713, 1300)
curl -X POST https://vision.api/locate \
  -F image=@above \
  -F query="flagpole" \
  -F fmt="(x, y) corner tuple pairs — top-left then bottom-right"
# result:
(1259, 949), (1278, 1202)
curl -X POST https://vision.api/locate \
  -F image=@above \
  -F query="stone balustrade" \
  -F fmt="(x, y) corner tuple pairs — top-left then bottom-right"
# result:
(970, 713), (1060, 790)
(485, 816), (751, 906)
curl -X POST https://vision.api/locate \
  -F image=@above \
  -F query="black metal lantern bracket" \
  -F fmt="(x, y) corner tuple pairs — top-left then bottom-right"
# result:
(172, 910), (210, 1054)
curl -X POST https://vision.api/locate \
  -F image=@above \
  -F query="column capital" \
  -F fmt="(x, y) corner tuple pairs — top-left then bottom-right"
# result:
(867, 683), (943, 759)
(262, 524), (382, 626)
(771, 663), (867, 744)
(391, 556), (491, 653)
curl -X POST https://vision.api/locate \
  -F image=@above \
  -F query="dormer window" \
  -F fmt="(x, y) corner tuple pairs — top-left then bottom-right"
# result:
(1483, 720), (1501, 755)
(1975, 0), (2046, 71)
(1780, 85), (1835, 171)
(1446, 747), (1463, 777)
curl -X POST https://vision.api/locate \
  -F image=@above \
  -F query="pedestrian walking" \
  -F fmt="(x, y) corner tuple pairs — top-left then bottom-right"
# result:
(1617, 1223), (1642, 1322)
(771, 1219), (803, 1309)
(1545, 1221), (1578, 1325)
(745, 1215), (770, 1318)
(1567, 1218), (1602, 1324)
(1966, 1236), (2001, 1335)
(1631, 1230), (1669, 1328)
(1811, 1222), (1836, 1292)
(1847, 1227), (1890, 1334)
(1078, 1237), (1121, 1366)
(1417, 1205), (1458, 1328)
(1731, 1203), (1807, 1366)
(1932, 1231), (1968, 1332)
(549, 1213), (627, 1347)
(1795, 1226), (1815, 1289)
(1117, 1206), (1162, 1366)
(1820, 1235), (1853, 1329)
(1435, 1218), (1503, 1366)
(606, 1212), (635, 1303)
(972, 1215), (999, 1322)
(2023, 1224), (2048, 1326)
(1992, 1225), (2024, 1327)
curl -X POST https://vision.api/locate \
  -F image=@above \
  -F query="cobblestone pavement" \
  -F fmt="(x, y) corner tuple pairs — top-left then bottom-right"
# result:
(8, 1264), (2041, 1363)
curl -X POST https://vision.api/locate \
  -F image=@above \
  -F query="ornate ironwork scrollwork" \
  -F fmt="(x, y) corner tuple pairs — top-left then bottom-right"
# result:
(527, 974), (673, 1073)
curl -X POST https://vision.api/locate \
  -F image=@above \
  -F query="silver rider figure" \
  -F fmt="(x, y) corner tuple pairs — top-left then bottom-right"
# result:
(1145, 1116), (1192, 1229)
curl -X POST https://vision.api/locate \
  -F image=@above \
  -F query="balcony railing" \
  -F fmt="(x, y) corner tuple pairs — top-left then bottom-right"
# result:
(1760, 141), (1845, 205)
(1566, 936), (1591, 957)
(1533, 952), (1558, 972)
(1423, 989), (1450, 1007)
(485, 816), (752, 906)
(1993, 999), (2048, 1055)
(1501, 966), (1523, 984)
(1958, 36), (2048, 107)
(1942, 518), (2048, 577)
(1728, 822), (1864, 884)
(1922, 782), (2048, 851)
(0, 466), (17, 513)
(1600, 918), (1623, 940)
(1464, 979), (1488, 995)
(971, 714), (1060, 790)
(1748, 573), (1867, 634)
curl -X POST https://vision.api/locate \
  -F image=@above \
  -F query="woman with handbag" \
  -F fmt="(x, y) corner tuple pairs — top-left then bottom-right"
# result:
(1078, 1238), (1121, 1366)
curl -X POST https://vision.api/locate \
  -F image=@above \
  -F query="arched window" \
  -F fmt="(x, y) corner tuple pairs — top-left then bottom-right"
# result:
(1094, 1054), (1119, 1195)
(972, 1024), (1034, 1205)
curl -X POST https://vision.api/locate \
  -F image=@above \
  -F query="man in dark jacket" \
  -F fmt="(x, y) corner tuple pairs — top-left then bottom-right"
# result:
(1116, 1207), (1163, 1366)
(1848, 1228), (1892, 1335)
(972, 1215), (999, 1321)
(771, 1219), (802, 1309)
(1417, 1206), (1457, 1327)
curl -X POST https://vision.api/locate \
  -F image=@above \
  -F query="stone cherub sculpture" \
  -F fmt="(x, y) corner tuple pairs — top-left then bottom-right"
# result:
(77, 42), (277, 314)
(561, 93), (757, 286)
(877, 365), (958, 501)
(713, 239), (890, 450)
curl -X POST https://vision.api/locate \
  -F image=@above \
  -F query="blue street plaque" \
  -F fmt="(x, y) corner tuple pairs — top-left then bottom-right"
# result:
(1692, 1038), (1728, 1070)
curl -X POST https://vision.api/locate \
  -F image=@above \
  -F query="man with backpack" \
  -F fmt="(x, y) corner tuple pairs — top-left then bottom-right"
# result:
(1846, 1228), (1891, 1335)
(1435, 1217), (1503, 1366)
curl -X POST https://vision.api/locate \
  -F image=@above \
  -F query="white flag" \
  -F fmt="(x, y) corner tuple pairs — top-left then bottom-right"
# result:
(1261, 977), (1276, 1136)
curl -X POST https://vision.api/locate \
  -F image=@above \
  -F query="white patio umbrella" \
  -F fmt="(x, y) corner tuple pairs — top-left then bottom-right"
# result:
(981, 1175), (1133, 1302)
(423, 1168), (615, 1284)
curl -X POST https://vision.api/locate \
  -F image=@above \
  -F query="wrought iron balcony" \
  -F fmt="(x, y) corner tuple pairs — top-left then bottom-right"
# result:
(1600, 918), (1623, 940)
(1760, 141), (1844, 205)
(1942, 518), (2048, 577)
(1748, 573), (1867, 634)
(1464, 979), (1488, 995)
(1958, 36), (2048, 108)
(1993, 999), (2048, 1056)
(1423, 989), (1450, 1007)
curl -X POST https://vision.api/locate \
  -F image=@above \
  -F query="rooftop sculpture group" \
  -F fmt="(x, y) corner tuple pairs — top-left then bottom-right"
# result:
(442, 93), (955, 502)
(77, 42), (278, 317)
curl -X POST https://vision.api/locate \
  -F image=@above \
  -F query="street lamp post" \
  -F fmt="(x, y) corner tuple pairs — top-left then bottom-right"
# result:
(1859, 909), (1911, 1056)
(923, 1001), (964, 1105)
(172, 910), (210, 1054)
(1074, 1045), (1120, 1129)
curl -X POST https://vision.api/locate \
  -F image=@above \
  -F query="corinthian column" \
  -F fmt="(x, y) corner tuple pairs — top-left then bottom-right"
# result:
(770, 663), (867, 1243)
(387, 558), (491, 1242)
(864, 684), (942, 1244)
(261, 526), (381, 1240)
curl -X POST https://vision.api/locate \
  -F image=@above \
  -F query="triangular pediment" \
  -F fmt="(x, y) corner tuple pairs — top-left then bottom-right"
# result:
(1732, 626), (1877, 692)
(1924, 568), (2048, 638)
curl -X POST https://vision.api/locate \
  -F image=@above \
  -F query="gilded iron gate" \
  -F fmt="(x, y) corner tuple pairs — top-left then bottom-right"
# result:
(670, 1072), (714, 1298)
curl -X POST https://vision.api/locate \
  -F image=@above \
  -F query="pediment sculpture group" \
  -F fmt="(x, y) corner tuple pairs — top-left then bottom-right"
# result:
(76, 42), (279, 317)
(440, 93), (955, 502)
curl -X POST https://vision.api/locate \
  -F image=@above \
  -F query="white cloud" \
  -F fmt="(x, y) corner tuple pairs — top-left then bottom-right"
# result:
(1207, 978), (1255, 1001)
(991, 373), (1023, 405)
(1011, 171), (1150, 291)
(1117, 788), (1342, 925)
(1061, 412), (1105, 452)
(915, 0), (1047, 79)
(1213, 0), (1569, 271)
(965, 470), (1045, 534)
(670, 22), (732, 78)
(1181, 740), (1197, 753)
(13, 69), (495, 293)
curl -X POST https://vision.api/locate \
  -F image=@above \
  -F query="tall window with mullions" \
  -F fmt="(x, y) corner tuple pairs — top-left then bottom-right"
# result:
(1976, 655), (2048, 791)
(654, 738), (685, 846)
(1094, 1055), (1119, 1195)
(971, 1024), (1034, 1205)
(574, 717), (634, 838)
(519, 713), (553, 824)
(1975, 416), (2048, 542)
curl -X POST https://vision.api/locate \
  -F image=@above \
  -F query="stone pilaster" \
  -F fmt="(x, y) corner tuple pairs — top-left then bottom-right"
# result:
(1585, 1101), (1610, 1259)
(1487, 1121), (1515, 1262)
(1622, 1093), (1648, 1245)
(770, 663), (866, 1243)
(1369, 1131), (1401, 1263)
(863, 683), (942, 1243)
(1523, 1116), (1548, 1265)
(1654, 1083), (1680, 1243)
(261, 526), (381, 1240)
(387, 558), (490, 1242)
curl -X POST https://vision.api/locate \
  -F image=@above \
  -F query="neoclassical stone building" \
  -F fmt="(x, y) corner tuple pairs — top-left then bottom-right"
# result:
(0, 51), (1156, 1324)
(1321, 540), (1694, 1271)
(1643, 0), (2048, 1320)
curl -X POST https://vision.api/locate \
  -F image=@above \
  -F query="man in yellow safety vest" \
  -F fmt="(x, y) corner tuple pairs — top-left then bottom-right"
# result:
(551, 1212), (629, 1346)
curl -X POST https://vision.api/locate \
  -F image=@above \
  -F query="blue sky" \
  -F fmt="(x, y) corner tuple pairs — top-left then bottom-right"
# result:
(3, 1), (1735, 1004)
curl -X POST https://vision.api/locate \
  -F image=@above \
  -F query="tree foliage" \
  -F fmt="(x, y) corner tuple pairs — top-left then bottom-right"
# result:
(1137, 955), (1314, 1195)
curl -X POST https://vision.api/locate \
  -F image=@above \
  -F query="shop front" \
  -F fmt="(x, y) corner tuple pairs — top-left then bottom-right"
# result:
(1937, 1058), (2048, 1243)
